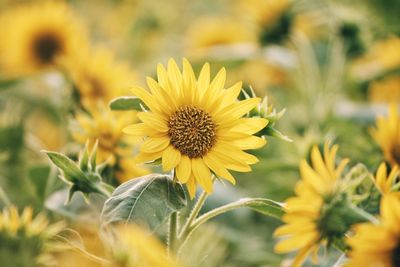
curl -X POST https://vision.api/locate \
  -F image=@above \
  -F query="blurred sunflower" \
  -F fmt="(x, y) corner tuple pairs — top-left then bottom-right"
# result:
(0, 206), (64, 267)
(185, 16), (255, 53)
(67, 47), (137, 109)
(274, 143), (350, 266)
(368, 76), (400, 103)
(371, 104), (400, 168)
(72, 107), (148, 184)
(351, 36), (400, 80)
(0, 1), (87, 77)
(123, 58), (267, 197)
(346, 193), (400, 267)
(374, 162), (399, 195)
(109, 225), (180, 267)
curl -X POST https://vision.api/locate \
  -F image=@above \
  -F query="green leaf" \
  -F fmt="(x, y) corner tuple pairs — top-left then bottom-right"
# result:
(101, 174), (187, 231)
(236, 198), (285, 219)
(109, 96), (144, 111)
(43, 151), (86, 182)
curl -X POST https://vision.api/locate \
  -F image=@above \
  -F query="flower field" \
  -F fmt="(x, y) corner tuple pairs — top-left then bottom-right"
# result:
(0, 0), (399, 266)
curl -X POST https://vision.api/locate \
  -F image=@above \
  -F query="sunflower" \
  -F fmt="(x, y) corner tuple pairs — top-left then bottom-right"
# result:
(368, 76), (400, 104)
(67, 47), (137, 109)
(274, 142), (349, 266)
(346, 193), (400, 267)
(0, 206), (65, 266)
(374, 162), (399, 195)
(186, 16), (255, 51)
(371, 104), (400, 168)
(351, 36), (400, 80)
(0, 1), (88, 77)
(109, 225), (180, 267)
(72, 107), (148, 183)
(123, 58), (267, 197)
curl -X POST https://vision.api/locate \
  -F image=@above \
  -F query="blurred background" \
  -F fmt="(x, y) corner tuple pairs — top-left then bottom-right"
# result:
(0, 0), (399, 266)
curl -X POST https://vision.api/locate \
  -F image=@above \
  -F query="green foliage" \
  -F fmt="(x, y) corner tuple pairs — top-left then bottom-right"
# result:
(109, 96), (144, 111)
(44, 147), (113, 201)
(101, 174), (187, 231)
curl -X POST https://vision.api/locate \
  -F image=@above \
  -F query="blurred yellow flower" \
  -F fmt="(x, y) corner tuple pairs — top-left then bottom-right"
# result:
(26, 111), (67, 151)
(0, 206), (64, 266)
(123, 58), (267, 198)
(346, 193), (400, 267)
(237, 0), (290, 26)
(186, 16), (254, 51)
(374, 162), (399, 195)
(109, 225), (180, 267)
(371, 104), (400, 168)
(352, 36), (400, 79)
(0, 1), (88, 77)
(368, 76), (400, 103)
(274, 143), (349, 266)
(67, 47), (137, 109)
(72, 107), (148, 183)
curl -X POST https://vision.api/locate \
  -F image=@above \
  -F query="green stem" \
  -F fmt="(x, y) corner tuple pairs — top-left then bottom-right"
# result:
(190, 199), (258, 233)
(0, 185), (11, 206)
(93, 183), (112, 198)
(178, 189), (208, 240)
(168, 212), (178, 256)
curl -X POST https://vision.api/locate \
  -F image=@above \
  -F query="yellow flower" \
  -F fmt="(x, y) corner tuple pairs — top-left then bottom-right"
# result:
(110, 225), (180, 267)
(274, 143), (349, 266)
(123, 59), (267, 197)
(346, 193), (400, 267)
(368, 76), (400, 104)
(186, 16), (254, 51)
(72, 107), (148, 183)
(67, 47), (137, 109)
(237, 0), (290, 26)
(0, 206), (64, 266)
(371, 104), (400, 168)
(375, 163), (399, 195)
(0, 1), (87, 77)
(351, 36), (400, 79)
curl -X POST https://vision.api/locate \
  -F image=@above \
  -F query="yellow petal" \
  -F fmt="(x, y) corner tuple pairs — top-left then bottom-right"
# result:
(123, 123), (147, 136)
(137, 112), (169, 132)
(191, 158), (213, 194)
(141, 136), (170, 153)
(162, 145), (181, 171)
(176, 155), (191, 183)
(203, 153), (236, 184)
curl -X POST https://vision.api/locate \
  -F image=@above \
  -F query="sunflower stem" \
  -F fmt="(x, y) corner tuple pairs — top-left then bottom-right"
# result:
(175, 189), (208, 256)
(167, 211), (178, 256)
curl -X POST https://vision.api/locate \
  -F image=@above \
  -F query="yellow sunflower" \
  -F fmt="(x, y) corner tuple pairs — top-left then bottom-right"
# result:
(351, 36), (400, 79)
(123, 58), (267, 197)
(368, 76), (400, 104)
(67, 47), (137, 109)
(0, 206), (65, 266)
(0, 1), (88, 77)
(371, 104), (400, 168)
(374, 162), (399, 195)
(346, 193), (400, 267)
(274, 142), (349, 266)
(237, 0), (290, 26)
(72, 107), (148, 183)
(109, 225), (180, 267)
(186, 16), (255, 51)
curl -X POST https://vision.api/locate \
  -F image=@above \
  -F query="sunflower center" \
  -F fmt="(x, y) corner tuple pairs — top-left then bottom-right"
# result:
(33, 32), (62, 64)
(391, 145), (400, 166)
(168, 106), (216, 158)
(392, 242), (400, 267)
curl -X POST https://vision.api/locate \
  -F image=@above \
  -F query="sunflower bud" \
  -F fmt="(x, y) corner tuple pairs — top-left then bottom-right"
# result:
(43, 141), (113, 202)
(318, 193), (375, 247)
(244, 90), (291, 142)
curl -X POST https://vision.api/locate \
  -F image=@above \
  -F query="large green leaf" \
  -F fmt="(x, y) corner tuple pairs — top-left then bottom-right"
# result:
(101, 174), (187, 231)
(109, 96), (144, 111)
